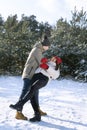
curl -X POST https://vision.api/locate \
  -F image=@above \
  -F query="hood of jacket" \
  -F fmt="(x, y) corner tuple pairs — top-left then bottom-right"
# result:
(33, 42), (44, 52)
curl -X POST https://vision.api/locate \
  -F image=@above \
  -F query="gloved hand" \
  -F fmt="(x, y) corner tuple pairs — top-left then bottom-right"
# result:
(41, 58), (48, 63)
(40, 63), (49, 69)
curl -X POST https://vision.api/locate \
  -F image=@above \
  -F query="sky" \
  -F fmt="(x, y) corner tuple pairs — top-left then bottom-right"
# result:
(0, 0), (87, 25)
(0, 76), (87, 130)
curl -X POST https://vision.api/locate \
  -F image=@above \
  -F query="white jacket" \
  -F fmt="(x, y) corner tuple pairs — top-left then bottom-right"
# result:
(35, 61), (60, 80)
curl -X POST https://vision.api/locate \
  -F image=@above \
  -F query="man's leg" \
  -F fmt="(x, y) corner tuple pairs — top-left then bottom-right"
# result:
(15, 78), (31, 120)
(30, 92), (41, 122)
(30, 90), (39, 108)
(19, 78), (31, 100)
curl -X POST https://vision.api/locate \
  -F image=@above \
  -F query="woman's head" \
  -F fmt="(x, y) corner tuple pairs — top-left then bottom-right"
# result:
(51, 56), (62, 70)
(51, 56), (62, 64)
(51, 57), (57, 63)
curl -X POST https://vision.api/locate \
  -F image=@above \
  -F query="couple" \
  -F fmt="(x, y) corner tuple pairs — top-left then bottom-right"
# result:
(9, 56), (62, 122)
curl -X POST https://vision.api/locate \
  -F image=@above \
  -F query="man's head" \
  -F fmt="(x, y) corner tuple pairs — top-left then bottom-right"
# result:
(41, 35), (50, 51)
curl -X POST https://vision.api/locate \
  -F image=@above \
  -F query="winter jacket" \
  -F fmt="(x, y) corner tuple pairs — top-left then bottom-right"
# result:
(22, 42), (44, 79)
(35, 61), (60, 80)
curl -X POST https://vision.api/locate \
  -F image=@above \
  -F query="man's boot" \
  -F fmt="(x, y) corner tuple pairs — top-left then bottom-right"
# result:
(15, 111), (28, 120)
(39, 108), (47, 116)
(29, 112), (41, 122)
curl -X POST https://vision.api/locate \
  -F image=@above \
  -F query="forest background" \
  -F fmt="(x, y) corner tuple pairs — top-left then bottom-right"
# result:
(0, 7), (87, 82)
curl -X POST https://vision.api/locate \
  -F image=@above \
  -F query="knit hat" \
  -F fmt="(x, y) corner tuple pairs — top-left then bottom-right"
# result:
(55, 56), (62, 64)
(41, 35), (50, 46)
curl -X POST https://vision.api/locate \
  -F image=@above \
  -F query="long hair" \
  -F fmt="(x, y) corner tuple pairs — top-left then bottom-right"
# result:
(55, 61), (60, 70)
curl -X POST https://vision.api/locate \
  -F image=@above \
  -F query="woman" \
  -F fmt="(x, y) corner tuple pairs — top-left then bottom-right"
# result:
(10, 56), (62, 122)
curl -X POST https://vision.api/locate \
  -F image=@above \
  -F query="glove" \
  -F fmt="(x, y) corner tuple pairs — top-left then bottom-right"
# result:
(40, 63), (49, 69)
(41, 58), (48, 63)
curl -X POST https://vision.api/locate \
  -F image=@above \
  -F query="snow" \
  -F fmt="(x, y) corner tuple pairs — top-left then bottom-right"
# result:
(0, 76), (87, 130)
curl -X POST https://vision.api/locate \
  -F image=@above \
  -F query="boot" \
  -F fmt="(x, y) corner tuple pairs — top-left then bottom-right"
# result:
(9, 101), (23, 111)
(39, 108), (47, 116)
(15, 111), (28, 120)
(29, 112), (41, 122)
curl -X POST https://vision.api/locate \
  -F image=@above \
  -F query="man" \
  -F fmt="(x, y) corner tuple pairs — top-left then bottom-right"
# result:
(14, 35), (50, 120)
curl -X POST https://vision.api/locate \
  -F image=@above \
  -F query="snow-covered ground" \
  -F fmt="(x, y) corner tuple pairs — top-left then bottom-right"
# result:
(0, 76), (87, 130)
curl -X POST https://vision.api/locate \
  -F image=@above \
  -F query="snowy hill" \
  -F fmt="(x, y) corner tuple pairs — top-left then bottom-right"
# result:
(0, 76), (87, 130)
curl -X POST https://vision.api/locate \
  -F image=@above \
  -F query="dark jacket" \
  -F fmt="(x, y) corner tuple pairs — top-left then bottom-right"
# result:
(22, 42), (44, 79)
